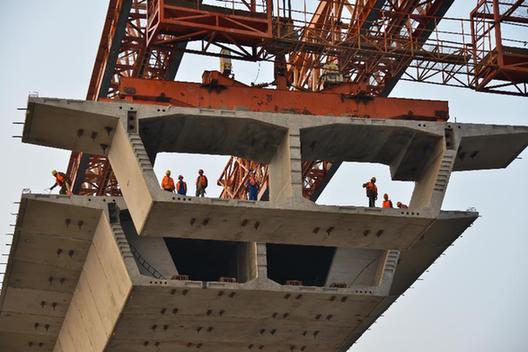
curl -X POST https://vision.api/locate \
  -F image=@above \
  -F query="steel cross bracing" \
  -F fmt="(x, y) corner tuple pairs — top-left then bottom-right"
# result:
(67, 0), (528, 198)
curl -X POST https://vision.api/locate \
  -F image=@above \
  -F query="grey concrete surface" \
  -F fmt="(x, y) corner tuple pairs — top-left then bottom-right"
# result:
(7, 96), (526, 351)
(22, 97), (528, 238)
(0, 194), (476, 351)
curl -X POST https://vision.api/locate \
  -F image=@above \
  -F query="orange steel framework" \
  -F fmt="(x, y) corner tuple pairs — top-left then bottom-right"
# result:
(66, 0), (528, 200)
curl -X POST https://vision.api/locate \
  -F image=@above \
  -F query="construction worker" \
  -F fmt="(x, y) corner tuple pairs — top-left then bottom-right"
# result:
(161, 170), (175, 192)
(176, 175), (187, 196)
(50, 170), (71, 195)
(195, 169), (208, 197)
(397, 201), (408, 209)
(362, 177), (378, 207)
(245, 170), (259, 201)
(382, 193), (393, 208)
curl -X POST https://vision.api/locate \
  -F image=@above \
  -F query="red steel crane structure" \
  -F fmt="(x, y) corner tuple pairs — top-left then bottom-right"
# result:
(66, 0), (528, 200)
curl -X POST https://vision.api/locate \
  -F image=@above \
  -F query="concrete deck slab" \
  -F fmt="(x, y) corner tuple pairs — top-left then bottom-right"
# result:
(0, 194), (477, 351)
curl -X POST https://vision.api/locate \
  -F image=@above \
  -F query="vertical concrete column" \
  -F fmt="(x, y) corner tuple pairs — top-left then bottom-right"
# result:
(268, 128), (303, 205)
(410, 132), (458, 213)
(256, 242), (268, 279)
(375, 250), (400, 295)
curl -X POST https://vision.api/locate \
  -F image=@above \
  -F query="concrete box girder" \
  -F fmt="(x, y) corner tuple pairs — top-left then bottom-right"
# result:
(8, 96), (527, 352)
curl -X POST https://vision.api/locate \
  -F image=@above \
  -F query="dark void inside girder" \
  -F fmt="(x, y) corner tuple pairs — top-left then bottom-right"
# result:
(164, 238), (253, 283)
(266, 244), (336, 287)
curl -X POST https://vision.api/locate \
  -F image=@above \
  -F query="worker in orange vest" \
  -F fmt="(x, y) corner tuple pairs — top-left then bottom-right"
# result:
(195, 169), (208, 197)
(397, 201), (408, 209)
(245, 169), (259, 201)
(362, 177), (378, 207)
(50, 170), (72, 195)
(176, 175), (187, 196)
(382, 193), (393, 208)
(161, 170), (175, 192)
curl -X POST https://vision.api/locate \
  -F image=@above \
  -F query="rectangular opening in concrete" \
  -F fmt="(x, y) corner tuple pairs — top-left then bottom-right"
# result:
(154, 152), (229, 198)
(315, 162), (414, 209)
(266, 243), (336, 287)
(154, 152), (268, 201)
(164, 238), (254, 283)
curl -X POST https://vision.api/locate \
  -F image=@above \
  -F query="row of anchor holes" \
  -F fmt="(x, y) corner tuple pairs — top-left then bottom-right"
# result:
(27, 342), (45, 348)
(172, 197), (193, 201)
(248, 345), (265, 350)
(271, 312), (289, 319)
(149, 281), (168, 285)
(33, 323), (51, 331)
(206, 309), (225, 316)
(259, 328), (277, 335)
(170, 288), (189, 295)
(362, 229), (384, 238)
(303, 330), (320, 337)
(315, 314), (333, 321)
(400, 211), (420, 216)
(40, 301), (58, 310)
(329, 295), (348, 302)
(64, 218), (85, 229)
(56, 248), (75, 257)
(48, 276), (67, 285)
(217, 290), (236, 298)
(87, 198), (117, 203)
(160, 307), (179, 315)
(355, 290), (374, 294)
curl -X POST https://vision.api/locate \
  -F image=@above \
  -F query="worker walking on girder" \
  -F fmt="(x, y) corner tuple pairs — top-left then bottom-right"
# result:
(161, 170), (175, 192)
(176, 175), (187, 196)
(245, 169), (259, 201)
(362, 177), (378, 207)
(50, 170), (72, 195)
(195, 169), (208, 197)
(382, 193), (393, 208)
(397, 201), (408, 209)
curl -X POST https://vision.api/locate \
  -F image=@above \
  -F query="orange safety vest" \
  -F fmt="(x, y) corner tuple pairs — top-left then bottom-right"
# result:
(365, 182), (377, 197)
(162, 176), (175, 191)
(196, 175), (208, 188)
(382, 200), (393, 208)
(176, 181), (187, 193)
(55, 172), (66, 186)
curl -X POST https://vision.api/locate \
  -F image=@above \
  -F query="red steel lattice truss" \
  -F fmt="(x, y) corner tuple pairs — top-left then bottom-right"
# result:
(67, 0), (528, 199)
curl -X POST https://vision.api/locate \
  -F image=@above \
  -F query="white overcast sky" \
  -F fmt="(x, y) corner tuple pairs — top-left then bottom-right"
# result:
(0, 1), (527, 351)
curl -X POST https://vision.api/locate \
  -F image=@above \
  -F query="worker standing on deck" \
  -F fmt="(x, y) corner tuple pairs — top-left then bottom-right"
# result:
(50, 170), (72, 195)
(245, 169), (259, 201)
(176, 175), (187, 196)
(161, 170), (175, 192)
(382, 193), (393, 208)
(195, 169), (208, 197)
(362, 177), (378, 207)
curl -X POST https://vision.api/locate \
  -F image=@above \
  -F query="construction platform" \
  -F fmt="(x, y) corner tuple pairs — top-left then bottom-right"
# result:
(0, 97), (526, 351)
